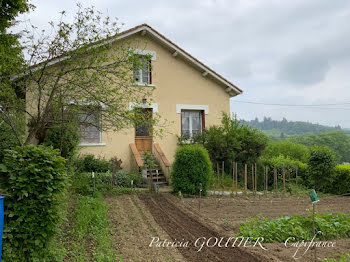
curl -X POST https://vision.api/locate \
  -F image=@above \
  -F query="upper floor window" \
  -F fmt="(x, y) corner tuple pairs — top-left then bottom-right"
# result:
(181, 110), (204, 137)
(133, 56), (151, 84)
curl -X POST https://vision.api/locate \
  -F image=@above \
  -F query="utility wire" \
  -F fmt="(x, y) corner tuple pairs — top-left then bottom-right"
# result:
(234, 100), (350, 107)
(233, 101), (350, 110)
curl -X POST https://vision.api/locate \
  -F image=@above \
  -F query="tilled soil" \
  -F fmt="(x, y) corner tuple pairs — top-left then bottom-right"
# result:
(179, 194), (350, 234)
(105, 194), (185, 262)
(174, 194), (350, 261)
(140, 194), (265, 262)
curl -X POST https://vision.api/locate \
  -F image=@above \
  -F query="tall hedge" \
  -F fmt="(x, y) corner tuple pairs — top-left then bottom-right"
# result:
(307, 146), (336, 192)
(171, 145), (212, 196)
(0, 145), (67, 261)
(332, 165), (350, 195)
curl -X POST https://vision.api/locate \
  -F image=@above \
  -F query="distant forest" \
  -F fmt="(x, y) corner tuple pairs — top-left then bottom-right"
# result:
(241, 117), (349, 137)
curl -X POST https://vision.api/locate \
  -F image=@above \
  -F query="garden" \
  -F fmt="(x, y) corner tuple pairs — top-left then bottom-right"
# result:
(1, 2), (350, 261)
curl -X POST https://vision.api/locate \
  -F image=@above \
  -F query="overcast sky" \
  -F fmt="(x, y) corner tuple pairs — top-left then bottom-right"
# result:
(13, 0), (350, 128)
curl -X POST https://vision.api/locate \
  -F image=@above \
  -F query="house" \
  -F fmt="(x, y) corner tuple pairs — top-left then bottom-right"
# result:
(26, 24), (242, 182)
(78, 24), (243, 180)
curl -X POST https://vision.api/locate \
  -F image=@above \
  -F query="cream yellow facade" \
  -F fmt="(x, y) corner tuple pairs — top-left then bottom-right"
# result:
(78, 25), (241, 173)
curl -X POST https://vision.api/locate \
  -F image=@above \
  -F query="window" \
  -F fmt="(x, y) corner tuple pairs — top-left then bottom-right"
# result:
(181, 110), (203, 137)
(133, 56), (151, 84)
(79, 107), (102, 144)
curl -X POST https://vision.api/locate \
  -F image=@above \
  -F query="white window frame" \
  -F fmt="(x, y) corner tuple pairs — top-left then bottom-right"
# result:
(176, 104), (209, 114)
(129, 102), (158, 113)
(181, 110), (202, 137)
(73, 103), (104, 147)
(133, 50), (155, 85)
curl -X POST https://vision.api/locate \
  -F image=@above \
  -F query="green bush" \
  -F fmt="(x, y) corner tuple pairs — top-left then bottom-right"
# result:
(239, 213), (350, 243)
(307, 146), (336, 192)
(71, 171), (142, 195)
(74, 154), (111, 172)
(0, 122), (21, 162)
(0, 145), (67, 261)
(43, 122), (81, 159)
(182, 113), (268, 174)
(171, 145), (212, 196)
(332, 165), (350, 195)
(262, 140), (310, 163)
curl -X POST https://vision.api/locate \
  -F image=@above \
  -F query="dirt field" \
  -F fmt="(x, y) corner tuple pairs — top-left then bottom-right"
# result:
(176, 193), (350, 261)
(106, 193), (350, 262)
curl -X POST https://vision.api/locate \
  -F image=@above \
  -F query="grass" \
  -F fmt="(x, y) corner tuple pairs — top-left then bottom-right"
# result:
(323, 253), (350, 262)
(239, 213), (350, 243)
(61, 191), (119, 261)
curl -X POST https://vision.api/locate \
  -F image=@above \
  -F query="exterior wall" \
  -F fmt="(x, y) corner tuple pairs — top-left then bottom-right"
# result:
(79, 34), (231, 171)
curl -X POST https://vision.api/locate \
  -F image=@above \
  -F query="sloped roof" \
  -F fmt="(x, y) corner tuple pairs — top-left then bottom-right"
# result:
(116, 24), (242, 96)
(23, 24), (242, 96)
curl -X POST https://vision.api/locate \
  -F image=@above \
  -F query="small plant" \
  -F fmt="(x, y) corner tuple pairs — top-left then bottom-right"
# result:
(239, 213), (350, 243)
(323, 253), (350, 262)
(142, 151), (157, 170)
(74, 154), (111, 173)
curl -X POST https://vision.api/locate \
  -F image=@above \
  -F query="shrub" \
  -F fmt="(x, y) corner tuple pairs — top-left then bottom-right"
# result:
(239, 213), (350, 243)
(332, 165), (350, 195)
(262, 140), (310, 163)
(260, 155), (308, 187)
(71, 171), (142, 195)
(307, 146), (336, 192)
(171, 145), (212, 196)
(181, 113), (268, 174)
(43, 122), (81, 159)
(75, 154), (111, 173)
(0, 145), (67, 261)
(0, 122), (21, 162)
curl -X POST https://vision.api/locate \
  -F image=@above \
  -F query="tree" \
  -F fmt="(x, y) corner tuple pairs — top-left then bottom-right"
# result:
(0, 0), (33, 31)
(181, 113), (268, 172)
(307, 146), (336, 192)
(0, 0), (33, 149)
(262, 140), (310, 163)
(1, 4), (157, 147)
(290, 131), (350, 163)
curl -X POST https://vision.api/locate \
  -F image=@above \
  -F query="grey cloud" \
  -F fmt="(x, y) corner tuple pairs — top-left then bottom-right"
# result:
(12, 0), (350, 127)
(277, 49), (330, 85)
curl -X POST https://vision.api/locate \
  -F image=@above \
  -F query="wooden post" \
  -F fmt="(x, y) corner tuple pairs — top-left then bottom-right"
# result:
(296, 166), (298, 186)
(288, 166), (291, 181)
(232, 161), (235, 191)
(263, 167), (266, 193)
(244, 164), (247, 192)
(199, 183), (202, 212)
(255, 163), (257, 192)
(251, 164), (254, 191)
(283, 165), (286, 191)
(216, 162), (220, 189)
(274, 167), (277, 191)
(265, 167), (268, 191)
(222, 161), (225, 186)
(235, 162), (238, 190)
(312, 203), (316, 262)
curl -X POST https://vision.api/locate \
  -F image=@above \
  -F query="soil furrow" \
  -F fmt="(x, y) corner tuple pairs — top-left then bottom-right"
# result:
(140, 194), (264, 262)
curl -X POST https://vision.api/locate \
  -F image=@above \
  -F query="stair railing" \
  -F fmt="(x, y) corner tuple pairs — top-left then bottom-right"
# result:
(153, 143), (171, 183)
(129, 143), (143, 170)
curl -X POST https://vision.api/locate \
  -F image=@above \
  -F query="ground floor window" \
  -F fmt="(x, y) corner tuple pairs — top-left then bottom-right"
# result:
(181, 110), (204, 137)
(79, 107), (102, 144)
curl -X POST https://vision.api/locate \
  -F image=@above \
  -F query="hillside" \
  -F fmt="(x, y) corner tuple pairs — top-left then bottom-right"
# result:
(241, 117), (349, 137)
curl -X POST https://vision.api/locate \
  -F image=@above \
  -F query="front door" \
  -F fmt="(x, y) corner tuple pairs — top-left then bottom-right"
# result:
(135, 108), (153, 154)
